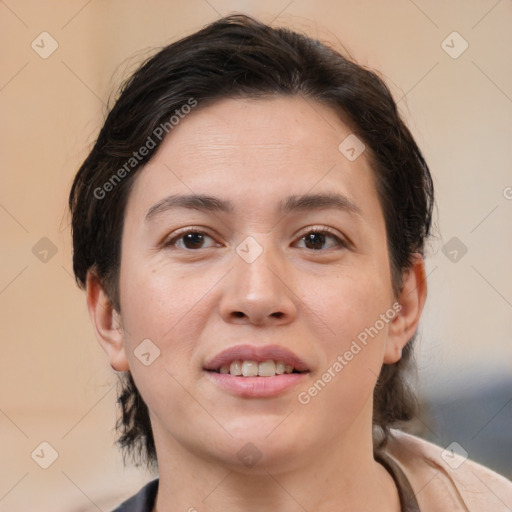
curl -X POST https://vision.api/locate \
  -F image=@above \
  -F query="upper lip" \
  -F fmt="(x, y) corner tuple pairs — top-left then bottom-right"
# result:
(203, 344), (309, 372)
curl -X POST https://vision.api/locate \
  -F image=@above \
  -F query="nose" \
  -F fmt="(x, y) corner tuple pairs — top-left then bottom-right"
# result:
(218, 243), (298, 326)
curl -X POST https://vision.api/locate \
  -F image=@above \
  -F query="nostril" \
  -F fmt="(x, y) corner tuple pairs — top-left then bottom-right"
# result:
(229, 310), (285, 321)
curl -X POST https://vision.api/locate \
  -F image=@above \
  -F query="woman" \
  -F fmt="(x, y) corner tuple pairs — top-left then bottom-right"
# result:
(68, 14), (512, 512)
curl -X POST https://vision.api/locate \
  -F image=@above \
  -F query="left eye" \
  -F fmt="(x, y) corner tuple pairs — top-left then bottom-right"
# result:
(295, 230), (346, 250)
(168, 231), (218, 250)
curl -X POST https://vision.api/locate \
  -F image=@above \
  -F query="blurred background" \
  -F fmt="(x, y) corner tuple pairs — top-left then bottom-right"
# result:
(1, 1), (511, 510)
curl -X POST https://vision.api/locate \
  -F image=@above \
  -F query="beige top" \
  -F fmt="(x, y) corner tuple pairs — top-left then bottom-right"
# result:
(381, 430), (512, 511)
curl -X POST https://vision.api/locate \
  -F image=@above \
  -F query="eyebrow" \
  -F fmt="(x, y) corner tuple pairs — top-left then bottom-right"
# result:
(145, 192), (361, 222)
(145, 194), (234, 222)
(281, 192), (362, 216)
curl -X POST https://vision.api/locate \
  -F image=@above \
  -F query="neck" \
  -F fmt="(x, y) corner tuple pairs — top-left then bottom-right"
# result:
(151, 415), (400, 512)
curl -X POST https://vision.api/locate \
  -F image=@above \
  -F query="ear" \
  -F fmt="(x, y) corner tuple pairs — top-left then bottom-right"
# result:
(384, 254), (427, 364)
(86, 270), (130, 372)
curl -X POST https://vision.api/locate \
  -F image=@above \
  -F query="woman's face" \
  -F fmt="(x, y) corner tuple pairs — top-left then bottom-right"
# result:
(113, 96), (405, 471)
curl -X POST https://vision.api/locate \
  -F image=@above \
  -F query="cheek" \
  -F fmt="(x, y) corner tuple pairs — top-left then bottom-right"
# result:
(118, 253), (226, 387)
(119, 253), (205, 336)
(304, 266), (392, 349)
(297, 277), (392, 428)
(117, 259), (214, 422)
(295, 267), (393, 414)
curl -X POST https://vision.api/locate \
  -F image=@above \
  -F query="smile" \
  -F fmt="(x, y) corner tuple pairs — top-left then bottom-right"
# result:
(203, 345), (310, 397)
(215, 360), (303, 377)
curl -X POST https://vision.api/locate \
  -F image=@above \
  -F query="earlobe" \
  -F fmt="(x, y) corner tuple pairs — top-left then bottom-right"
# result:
(85, 271), (130, 372)
(384, 254), (427, 364)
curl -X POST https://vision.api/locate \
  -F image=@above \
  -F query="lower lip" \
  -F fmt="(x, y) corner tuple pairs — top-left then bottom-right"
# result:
(205, 371), (307, 398)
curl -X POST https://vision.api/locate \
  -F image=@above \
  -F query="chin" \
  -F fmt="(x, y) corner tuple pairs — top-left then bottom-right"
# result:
(212, 414), (313, 472)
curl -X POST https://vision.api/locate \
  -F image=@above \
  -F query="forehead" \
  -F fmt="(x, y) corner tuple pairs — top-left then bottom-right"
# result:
(126, 95), (379, 218)
(157, 96), (355, 169)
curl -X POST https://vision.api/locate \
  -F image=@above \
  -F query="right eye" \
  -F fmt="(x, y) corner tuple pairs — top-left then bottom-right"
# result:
(164, 230), (219, 250)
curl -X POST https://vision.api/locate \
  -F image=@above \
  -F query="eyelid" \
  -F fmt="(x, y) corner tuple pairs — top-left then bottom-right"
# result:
(294, 225), (350, 248)
(161, 225), (351, 250)
(162, 226), (220, 248)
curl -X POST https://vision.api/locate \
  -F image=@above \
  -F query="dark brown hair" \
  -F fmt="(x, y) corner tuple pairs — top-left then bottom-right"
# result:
(69, 14), (433, 468)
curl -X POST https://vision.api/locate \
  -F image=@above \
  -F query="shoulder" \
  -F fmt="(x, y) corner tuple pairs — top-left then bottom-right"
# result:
(111, 479), (159, 512)
(384, 429), (512, 511)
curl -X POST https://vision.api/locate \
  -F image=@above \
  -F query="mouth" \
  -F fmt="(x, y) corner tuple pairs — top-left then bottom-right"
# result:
(209, 359), (306, 377)
(203, 344), (310, 397)
(204, 344), (309, 374)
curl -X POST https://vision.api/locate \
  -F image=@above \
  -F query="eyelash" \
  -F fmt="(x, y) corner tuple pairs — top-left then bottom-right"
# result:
(163, 228), (219, 250)
(163, 226), (349, 251)
(295, 226), (348, 251)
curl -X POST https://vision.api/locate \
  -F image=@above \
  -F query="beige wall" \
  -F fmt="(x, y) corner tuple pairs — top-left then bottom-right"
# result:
(1, 1), (511, 510)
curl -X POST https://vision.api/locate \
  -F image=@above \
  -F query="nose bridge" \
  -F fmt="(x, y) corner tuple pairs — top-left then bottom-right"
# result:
(237, 238), (281, 295)
(219, 235), (297, 324)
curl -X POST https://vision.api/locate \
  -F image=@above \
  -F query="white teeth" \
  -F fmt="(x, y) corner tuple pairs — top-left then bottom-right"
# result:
(258, 360), (276, 377)
(275, 361), (285, 374)
(242, 360), (259, 377)
(220, 360), (297, 377)
(230, 360), (242, 376)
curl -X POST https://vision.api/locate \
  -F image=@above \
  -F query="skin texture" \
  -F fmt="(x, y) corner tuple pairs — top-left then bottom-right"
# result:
(86, 96), (427, 511)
